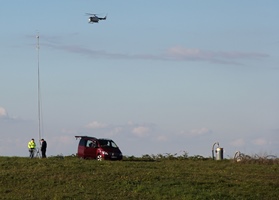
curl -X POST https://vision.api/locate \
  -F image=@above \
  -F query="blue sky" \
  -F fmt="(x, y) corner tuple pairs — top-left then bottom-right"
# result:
(1, 1), (278, 158)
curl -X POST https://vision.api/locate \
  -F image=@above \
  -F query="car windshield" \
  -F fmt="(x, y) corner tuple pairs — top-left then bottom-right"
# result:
(98, 139), (118, 148)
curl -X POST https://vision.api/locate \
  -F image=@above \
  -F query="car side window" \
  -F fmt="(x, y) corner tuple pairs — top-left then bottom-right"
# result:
(111, 141), (118, 148)
(86, 140), (93, 147)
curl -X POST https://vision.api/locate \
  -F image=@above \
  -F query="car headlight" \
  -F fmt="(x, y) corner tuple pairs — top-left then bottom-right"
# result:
(102, 151), (108, 155)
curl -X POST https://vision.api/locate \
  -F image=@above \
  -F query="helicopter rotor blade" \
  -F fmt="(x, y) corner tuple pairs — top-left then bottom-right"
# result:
(86, 12), (107, 17)
(85, 13), (97, 16)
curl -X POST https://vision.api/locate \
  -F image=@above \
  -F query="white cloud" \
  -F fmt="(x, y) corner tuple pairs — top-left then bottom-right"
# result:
(166, 46), (269, 64)
(156, 135), (168, 141)
(168, 47), (203, 59)
(180, 128), (212, 137)
(132, 126), (150, 137)
(0, 107), (7, 117)
(230, 138), (245, 147)
(190, 128), (212, 136)
(108, 127), (123, 136)
(39, 34), (269, 65)
(252, 138), (267, 146)
(85, 121), (107, 129)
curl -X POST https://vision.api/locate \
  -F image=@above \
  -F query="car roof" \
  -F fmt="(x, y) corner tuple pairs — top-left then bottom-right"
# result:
(98, 138), (112, 141)
(75, 136), (114, 141)
(75, 135), (97, 140)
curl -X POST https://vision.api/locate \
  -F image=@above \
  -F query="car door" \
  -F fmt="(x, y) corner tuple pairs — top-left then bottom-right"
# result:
(84, 139), (98, 159)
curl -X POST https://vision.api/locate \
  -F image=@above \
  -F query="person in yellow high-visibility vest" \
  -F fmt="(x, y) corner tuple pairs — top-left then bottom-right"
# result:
(28, 138), (36, 158)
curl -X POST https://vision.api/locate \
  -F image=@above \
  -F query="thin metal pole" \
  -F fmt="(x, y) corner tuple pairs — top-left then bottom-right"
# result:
(36, 34), (42, 144)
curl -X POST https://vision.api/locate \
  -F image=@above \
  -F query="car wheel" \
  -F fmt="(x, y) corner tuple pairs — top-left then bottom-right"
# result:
(97, 154), (103, 161)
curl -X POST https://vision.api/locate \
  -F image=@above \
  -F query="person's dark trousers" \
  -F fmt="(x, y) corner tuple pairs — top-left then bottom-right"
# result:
(29, 148), (34, 158)
(41, 150), (46, 158)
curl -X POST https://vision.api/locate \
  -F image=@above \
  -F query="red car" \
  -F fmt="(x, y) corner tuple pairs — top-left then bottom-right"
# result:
(75, 136), (123, 161)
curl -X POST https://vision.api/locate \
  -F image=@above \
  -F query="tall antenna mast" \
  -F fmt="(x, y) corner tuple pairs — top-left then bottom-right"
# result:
(36, 33), (42, 143)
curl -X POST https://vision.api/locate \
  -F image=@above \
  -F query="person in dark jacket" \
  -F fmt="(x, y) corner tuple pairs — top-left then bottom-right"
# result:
(40, 139), (47, 158)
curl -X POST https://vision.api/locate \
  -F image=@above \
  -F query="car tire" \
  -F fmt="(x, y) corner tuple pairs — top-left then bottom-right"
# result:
(97, 154), (103, 161)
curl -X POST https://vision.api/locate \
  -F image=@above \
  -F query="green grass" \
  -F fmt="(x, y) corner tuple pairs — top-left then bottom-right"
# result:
(0, 156), (278, 200)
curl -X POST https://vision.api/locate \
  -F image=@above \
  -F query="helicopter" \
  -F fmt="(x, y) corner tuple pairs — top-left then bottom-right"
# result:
(86, 13), (107, 24)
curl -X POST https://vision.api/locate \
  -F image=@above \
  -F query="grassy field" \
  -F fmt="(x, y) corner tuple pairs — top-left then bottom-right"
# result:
(0, 156), (278, 200)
